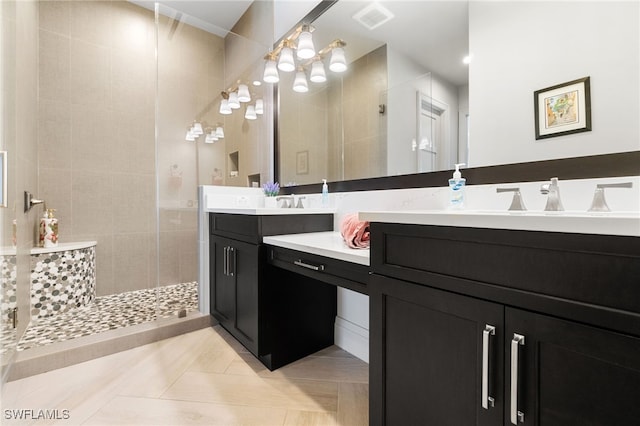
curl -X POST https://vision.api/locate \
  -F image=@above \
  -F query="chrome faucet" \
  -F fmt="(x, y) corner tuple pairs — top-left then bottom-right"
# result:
(588, 182), (633, 212)
(276, 195), (294, 208)
(497, 187), (527, 211)
(540, 177), (564, 212)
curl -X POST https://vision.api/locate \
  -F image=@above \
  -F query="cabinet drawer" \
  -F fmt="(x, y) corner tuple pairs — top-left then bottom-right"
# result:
(371, 222), (640, 325)
(210, 213), (333, 244)
(268, 246), (369, 295)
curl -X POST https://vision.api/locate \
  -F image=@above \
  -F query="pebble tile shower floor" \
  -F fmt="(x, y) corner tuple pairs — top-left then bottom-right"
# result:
(8, 282), (198, 352)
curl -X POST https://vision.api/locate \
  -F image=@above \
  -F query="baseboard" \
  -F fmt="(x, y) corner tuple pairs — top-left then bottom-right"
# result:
(334, 316), (369, 363)
(7, 313), (213, 382)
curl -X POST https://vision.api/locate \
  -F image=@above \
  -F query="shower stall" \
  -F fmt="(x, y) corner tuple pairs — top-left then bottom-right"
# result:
(1, 0), (271, 382)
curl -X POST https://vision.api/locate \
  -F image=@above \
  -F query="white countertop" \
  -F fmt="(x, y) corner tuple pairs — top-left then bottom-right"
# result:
(359, 210), (640, 237)
(205, 207), (335, 215)
(263, 231), (370, 266)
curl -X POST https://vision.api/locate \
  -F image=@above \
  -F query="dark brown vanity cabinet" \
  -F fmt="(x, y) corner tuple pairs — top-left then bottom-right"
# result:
(209, 212), (335, 370)
(369, 222), (640, 426)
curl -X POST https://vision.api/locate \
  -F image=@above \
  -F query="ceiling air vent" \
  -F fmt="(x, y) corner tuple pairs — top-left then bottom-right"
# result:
(352, 2), (395, 31)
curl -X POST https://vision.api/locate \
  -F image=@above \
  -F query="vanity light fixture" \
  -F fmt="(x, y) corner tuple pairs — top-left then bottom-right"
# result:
(293, 68), (309, 93)
(245, 104), (257, 120)
(255, 99), (264, 115)
(296, 24), (315, 59)
(262, 23), (347, 88)
(237, 84), (251, 103)
(186, 122), (225, 142)
(219, 94), (232, 115)
(228, 91), (240, 109)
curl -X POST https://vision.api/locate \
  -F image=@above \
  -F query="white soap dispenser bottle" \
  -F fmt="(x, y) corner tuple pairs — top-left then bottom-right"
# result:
(449, 163), (466, 209)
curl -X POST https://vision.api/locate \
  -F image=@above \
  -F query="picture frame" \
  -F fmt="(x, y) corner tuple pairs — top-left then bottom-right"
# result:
(0, 151), (6, 208)
(534, 76), (591, 140)
(296, 150), (309, 175)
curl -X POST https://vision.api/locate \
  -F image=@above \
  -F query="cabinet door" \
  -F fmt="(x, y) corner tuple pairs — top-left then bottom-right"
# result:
(505, 308), (640, 426)
(210, 236), (234, 324)
(230, 239), (261, 355)
(370, 274), (504, 426)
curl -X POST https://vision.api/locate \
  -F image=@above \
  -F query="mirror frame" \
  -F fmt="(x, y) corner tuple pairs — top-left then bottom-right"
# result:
(274, 1), (640, 195)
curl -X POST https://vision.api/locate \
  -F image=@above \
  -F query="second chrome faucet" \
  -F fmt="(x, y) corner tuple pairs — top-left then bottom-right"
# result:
(540, 177), (564, 212)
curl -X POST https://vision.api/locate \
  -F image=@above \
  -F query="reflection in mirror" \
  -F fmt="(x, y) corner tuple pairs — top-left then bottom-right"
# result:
(277, 1), (639, 192)
(277, 1), (469, 185)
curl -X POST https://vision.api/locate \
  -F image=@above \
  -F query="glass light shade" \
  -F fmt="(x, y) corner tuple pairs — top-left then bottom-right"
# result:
(192, 122), (203, 135)
(219, 99), (232, 115)
(309, 60), (327, 83)
(185, 130), (196, 142)
(296, 30), (315, 59)
(293, 70), (309, 93)
(329, 47), (347, 72)
(278, 46), (295, 72)
(228, 91), (240, 109)
(263, 59), (279, 83)
(255, 99), (264, 115)
(215, 126), (225, 138)
(237, 84), (251, 102)
(204, 135), (214, 144)
(245, 104), (257, 120)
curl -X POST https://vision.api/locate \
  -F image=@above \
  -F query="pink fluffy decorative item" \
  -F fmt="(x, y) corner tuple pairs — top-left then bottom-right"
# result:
(340, 213), (370, 249)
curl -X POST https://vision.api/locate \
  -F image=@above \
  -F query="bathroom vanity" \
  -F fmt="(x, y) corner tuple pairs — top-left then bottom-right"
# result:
(361, 211), (640, 426)
(208, 211), (338, 370)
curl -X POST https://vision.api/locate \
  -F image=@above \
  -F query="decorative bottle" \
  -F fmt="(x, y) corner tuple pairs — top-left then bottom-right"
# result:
(39, 208), (59, 248)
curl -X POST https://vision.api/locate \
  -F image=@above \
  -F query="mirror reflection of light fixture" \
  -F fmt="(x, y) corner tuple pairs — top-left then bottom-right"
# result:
(277, 40), (296, 72)
(237, 84), (251, 102)
(255, 99), (264, 115)
(263, 23), (347, 87)
(296, 24), (315, 59)
(245, 104), (257, 120)
(228, 91), (240, 109)
(310, 59), (327, 83)
(219, 94), (232, 115)
(293, 68), (309, 93)
(186, 122), (224, 142)
(263, 56), (279, 83)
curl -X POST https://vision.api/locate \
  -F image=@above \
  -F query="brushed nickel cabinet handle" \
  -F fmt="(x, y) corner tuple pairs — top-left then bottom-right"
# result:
(510, 333), (525, 424)
(294, 260), (325, 271)
(482, 324), (496, 409)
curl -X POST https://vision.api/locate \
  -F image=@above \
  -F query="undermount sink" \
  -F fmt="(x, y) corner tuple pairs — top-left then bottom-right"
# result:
(358, 209), (640, 237)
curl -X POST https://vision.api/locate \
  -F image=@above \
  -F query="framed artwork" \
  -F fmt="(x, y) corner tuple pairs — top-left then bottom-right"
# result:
(0, 151), (6, 208)
(296, 150), (309, 175)
(534, 76), (591, 140)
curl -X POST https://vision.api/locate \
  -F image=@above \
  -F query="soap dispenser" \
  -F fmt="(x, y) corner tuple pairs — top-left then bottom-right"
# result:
(39, 208), (59, 248)
(321, 179), (329, 207)
(449, 163), (466, 209)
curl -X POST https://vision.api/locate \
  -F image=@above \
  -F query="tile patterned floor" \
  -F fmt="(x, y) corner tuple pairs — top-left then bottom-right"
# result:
(1, 282), (198, 354)
(2, 326), (369, 425)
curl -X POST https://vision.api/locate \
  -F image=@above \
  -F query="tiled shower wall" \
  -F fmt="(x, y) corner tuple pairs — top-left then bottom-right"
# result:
(36, 1), (223, 296)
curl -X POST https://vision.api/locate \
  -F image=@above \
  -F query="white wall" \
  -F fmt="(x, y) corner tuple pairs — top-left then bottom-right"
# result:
(469, 1), (640, 167)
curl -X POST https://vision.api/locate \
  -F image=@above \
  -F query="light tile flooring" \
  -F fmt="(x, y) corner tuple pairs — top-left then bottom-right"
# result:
(1, 326), (369, 425)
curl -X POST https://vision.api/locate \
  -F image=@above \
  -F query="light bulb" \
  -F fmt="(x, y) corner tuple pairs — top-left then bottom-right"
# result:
(263, 59), (279, 83)
(329, 47), (347, 72)
(192, 122), (203, 136)
(293, 70), (309, 93)
(297, 29), (315, 59)
(310, 60), (327, 83)
(185, 129), (196, 142)
(237, 84), (251, 103)
(228, 91), (240, 109)
(219, 99), (232, 115)
(245, 104), (257, 120)
(278, 46), (295, 72)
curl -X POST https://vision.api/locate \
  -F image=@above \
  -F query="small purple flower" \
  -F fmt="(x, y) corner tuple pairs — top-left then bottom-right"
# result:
(262, 181), (280, 197)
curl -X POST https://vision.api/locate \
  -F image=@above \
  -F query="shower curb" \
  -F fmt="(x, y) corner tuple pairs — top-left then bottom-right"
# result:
(7, 313), (214, 382)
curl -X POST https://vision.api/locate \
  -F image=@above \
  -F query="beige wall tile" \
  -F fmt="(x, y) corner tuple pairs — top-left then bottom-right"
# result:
(112, 173), (156, 234)
(37, 168), (72, 239)
(38, 29), (70, 102)
(71, 170), (114, 236)
(69, 0), (113, 47)
(158, 231), (180, 287)
(69, 38), (110, 107)
(38, 98), (72, 169)
(71, 103), (115, 172)
(38, 0), (70, 36)
(112, 233), (154, 293)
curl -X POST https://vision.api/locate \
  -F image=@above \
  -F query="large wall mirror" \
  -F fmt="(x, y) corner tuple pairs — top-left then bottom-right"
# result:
(276, 0), (639, 191)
